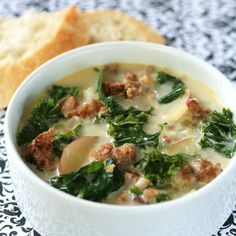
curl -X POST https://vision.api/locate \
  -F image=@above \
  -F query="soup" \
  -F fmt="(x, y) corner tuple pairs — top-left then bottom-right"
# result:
(17, 63), (236, 205)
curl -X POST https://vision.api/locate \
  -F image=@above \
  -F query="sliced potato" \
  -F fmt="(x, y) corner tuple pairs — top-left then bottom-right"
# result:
(59, 136), (98, 174)
(157, 89), (190, 123)
(164, 137), (196, 155)
(53, 116), (81, 134)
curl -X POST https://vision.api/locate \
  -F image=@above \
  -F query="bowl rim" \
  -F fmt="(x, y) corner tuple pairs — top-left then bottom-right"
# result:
(5, 41), (236, 212)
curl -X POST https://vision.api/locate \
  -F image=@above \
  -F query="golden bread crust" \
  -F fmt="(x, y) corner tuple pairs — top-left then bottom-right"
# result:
(84, 10), (165, 44)
(0, 6), (89, 108)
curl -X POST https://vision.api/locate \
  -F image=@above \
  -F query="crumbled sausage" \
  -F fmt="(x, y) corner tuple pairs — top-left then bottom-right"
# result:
(118, 191), (128, 202)
(172, 159), (222, 188)
(103, 81), (126, 97)
(90, 143), (137, 167)
(143, 188), (159, 203)
(124, 73), (145, 99)
(26, 128), (57, 170)
(172, 164), (197, 188)
(61, 96), (80, 114)
(102, 72), (150, 99)
(67, 99), (104, 118)
(186, 98), (211, 122)
(112, 143), (137, 167)
(90, 143), (114, 161)
(193, 159), (222, 183)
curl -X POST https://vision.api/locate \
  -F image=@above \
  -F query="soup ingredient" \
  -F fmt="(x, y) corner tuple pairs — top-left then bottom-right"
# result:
(199, 108), (236, 158)
(67, 99), (104, 119)
(59, 136), (99, 174)
(26, 128), (57, 170)
(17, 85), (81, 146)
(137, 150), (188, 187)
(96, 68), (161, 148)
(90, 143), (137, 168)
(130, 186), (143, 196)
(17, 97), (64, 145)
(49, 158), (124, 202)
(155, 193), (171, 203)
(108, 111), (160, 147)
(48, 85), (80, 102)
(157, 71), (186, 104)
(96, 68), (123, 115)
(52, 124), (81, 157)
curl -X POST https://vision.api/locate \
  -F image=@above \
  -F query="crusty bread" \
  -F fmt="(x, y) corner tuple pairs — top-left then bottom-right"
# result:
(0, 6), (89, 108)
(84, 10), (165, 44)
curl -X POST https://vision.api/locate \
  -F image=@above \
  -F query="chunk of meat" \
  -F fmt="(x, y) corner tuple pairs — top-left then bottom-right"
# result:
(26, 128), (57, 170)
(193, 159), (222, 183)
(124, 73), (145, 99)
(186, 98), (211, 121)
(118, 191), (128, 203)
(102, 72), (150, 99)
(112, 143), (137, 167)
(61, 96), (80, 114)
(90, 143), (137, 167)
(172, 164), (197, 188)
(172, 159), (222, 188)
(143, 188), (159, 203)
(90, 143), (114, 161)
(103, 81), (126, 97)
(67, 99), (104, 118)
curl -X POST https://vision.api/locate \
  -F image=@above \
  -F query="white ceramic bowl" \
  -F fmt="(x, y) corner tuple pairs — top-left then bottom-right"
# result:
(5, 42), (236, 236)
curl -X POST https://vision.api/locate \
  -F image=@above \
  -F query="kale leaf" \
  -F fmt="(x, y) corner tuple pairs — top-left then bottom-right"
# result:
(96, 68), (160, 148)
(52, 124), (81, 157)
(48, 158), (124, 202)
(17, 85), (80, 146)
(156, 193), (171, 203)
(130, 186), (143, 196)
(17, 98), (64, 145)
(108, 120), (160, 147)
(136, 150), (188, 187)
(199, 108), (236, 158)
(48, 85), (80, 102)
(157, 71), (186, 104)
(96, 68), (123, 118)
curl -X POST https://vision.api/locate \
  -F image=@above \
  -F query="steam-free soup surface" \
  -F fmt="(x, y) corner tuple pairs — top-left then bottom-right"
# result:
(17, 63), (236, 205)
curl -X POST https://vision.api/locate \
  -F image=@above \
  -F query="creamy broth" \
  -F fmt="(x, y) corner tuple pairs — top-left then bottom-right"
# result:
(17, 63), (235, 205)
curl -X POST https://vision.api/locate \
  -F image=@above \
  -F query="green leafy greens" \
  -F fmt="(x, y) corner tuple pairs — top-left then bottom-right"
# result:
(52, 124), (81, 157)
(157, 71), (186, 104)
(156, 193), (171, 203)
(17, 98), (64, 145)
(108, 108), (160, 147)
(130, 186), (143, 196)
(136, 150), (188, 187)
(17, 85), (80, 145)
(199, 108), (236, 158)
(48, 85), (80, 102)
(96, 68), (160, 148)
(48, 158), (124, 202)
